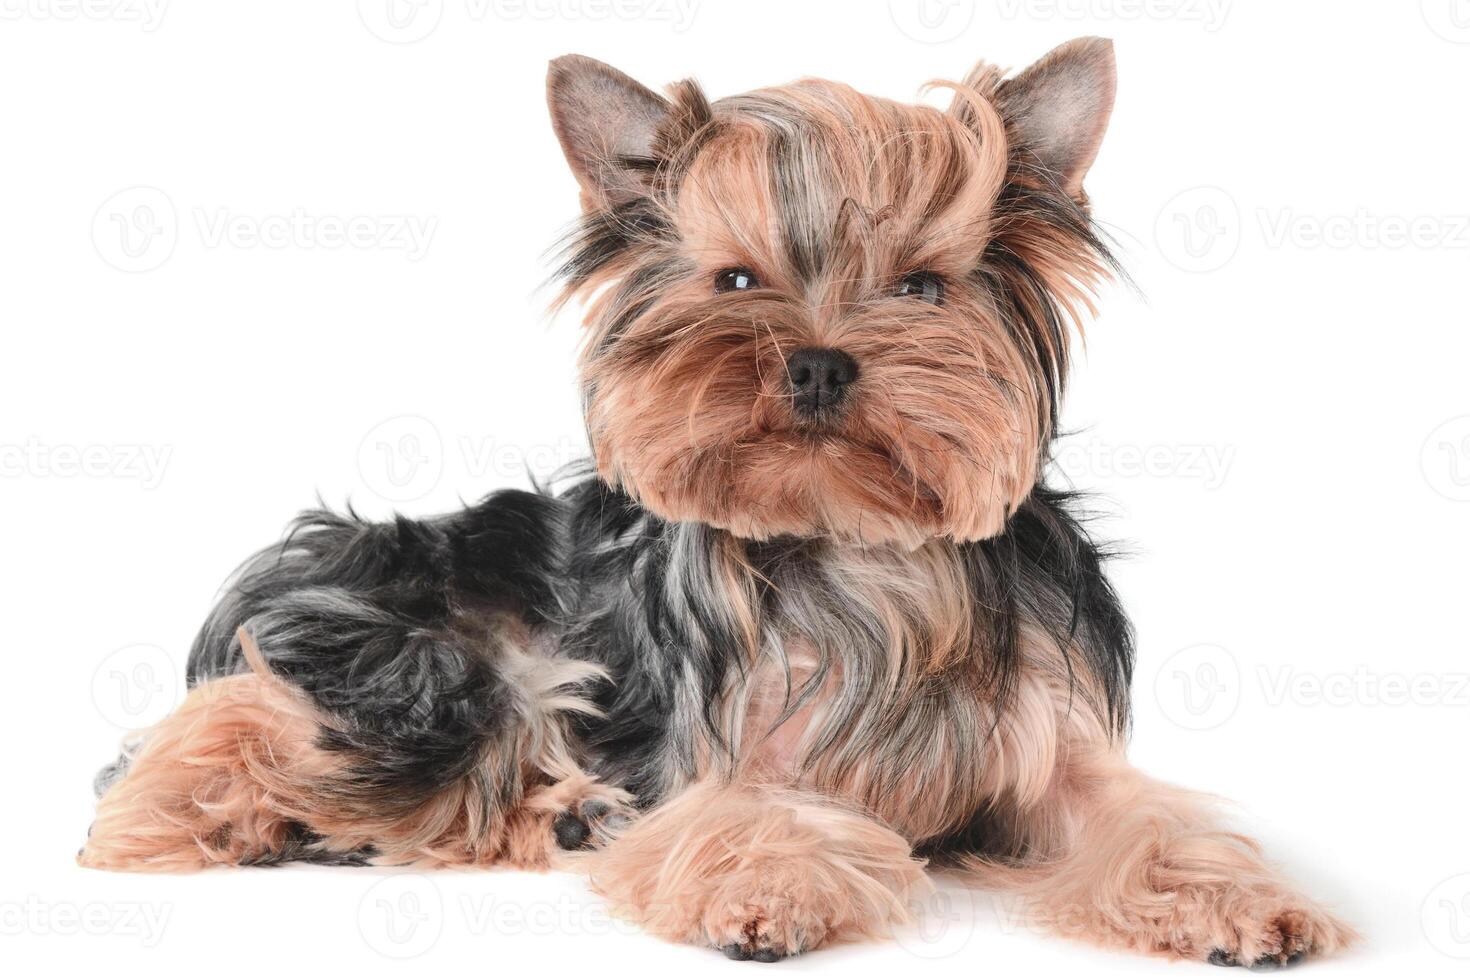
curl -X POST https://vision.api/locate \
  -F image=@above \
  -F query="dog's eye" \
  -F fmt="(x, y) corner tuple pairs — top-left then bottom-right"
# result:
(897, 271), (945, 305)
(715, 268), (760, 293)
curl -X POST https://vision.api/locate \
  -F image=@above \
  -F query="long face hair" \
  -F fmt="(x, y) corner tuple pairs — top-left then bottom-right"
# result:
(549, 41), (1120, 547)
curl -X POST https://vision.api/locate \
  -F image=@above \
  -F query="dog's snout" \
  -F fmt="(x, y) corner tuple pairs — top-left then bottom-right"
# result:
(786, 347), (858, 417)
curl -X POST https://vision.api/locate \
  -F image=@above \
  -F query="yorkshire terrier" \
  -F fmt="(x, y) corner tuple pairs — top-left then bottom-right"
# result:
(82, 39), (1354, 967)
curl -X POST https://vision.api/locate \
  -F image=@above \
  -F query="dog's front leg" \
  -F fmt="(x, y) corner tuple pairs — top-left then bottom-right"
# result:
(582, 780), (927, 960)
(966, 744), (1355, 966)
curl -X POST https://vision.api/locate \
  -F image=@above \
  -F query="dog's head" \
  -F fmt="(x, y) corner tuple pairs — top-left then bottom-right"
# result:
(548, 40), (1118, 546)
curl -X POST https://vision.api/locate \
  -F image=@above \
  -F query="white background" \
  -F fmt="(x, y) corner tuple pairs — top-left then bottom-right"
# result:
(2, 1), (1468, 976)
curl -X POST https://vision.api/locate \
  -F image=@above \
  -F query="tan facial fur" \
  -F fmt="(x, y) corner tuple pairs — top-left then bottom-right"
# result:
(551, 45), (1118, 546)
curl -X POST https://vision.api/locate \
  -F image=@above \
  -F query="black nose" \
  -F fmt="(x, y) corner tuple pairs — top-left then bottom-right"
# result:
(786, 347), (858, 417)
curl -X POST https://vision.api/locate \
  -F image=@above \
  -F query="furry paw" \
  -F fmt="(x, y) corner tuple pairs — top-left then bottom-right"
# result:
(510, 775), (632, 868)
(588, 782), (927, 957)
(706, 889), (833, 961)
(1188, 901), (1353, 967)
(1208, 947), (1303, 969)
(552, 798), (628, 851)
(722, 944), (786, 963)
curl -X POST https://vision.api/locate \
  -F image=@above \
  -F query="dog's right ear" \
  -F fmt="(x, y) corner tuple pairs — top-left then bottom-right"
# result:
(547, 55), (672, 211)
(992, 37), (1116, 199)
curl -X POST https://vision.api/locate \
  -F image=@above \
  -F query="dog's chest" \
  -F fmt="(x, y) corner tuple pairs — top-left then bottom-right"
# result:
(732, 542), (992, 839)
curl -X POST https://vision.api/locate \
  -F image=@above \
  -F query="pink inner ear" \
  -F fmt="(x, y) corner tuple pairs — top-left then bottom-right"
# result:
(547, 54), (671, 209)
(994, 37), (1117, 197)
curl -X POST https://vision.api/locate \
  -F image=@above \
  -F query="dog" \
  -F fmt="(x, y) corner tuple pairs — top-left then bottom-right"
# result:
(81, 39), (1354, 967)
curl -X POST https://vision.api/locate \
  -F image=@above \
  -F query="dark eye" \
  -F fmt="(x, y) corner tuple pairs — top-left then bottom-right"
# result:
(715, 268), (760, 293)
(896, 271), (945, 305)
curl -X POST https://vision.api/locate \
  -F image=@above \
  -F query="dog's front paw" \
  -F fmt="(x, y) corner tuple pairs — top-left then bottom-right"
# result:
(1186, 896), (1354, 968)
(705, 887), (832, 961)
(587, 783), (926, 958)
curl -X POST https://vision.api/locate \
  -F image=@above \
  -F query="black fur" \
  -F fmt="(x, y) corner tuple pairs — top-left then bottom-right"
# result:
(167, 473), (1130, 847)
(980, 159), (1127, 435)
(183, 490), (568, 822)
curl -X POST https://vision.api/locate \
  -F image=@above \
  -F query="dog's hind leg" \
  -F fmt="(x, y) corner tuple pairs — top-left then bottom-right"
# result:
(80, 630), (627, 872)
(81, 492), (630, 871)
(81, 634), (355, 871)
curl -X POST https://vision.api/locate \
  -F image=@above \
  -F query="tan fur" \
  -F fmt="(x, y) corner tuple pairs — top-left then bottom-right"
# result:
(79, 45), (1355, 969)
(696, 544), (1104, 842)
(81, 631), (629, 872)
(960, 744), (1357, 964)
(584, 780), (927, 957)
(573, 75), (1090, 547)
(718, 541), (991, 840)
(692, 590), (1354, 962)
(80, 639), (337, 872)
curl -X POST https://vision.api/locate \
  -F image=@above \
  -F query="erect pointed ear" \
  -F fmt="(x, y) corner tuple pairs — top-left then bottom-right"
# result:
(994, 37), (1116, 198)
(547, 55), (672, 211)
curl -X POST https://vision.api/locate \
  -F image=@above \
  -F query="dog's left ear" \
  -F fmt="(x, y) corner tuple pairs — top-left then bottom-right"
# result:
(990, 36), (1117, 198)
(547, 54), (672, 211)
